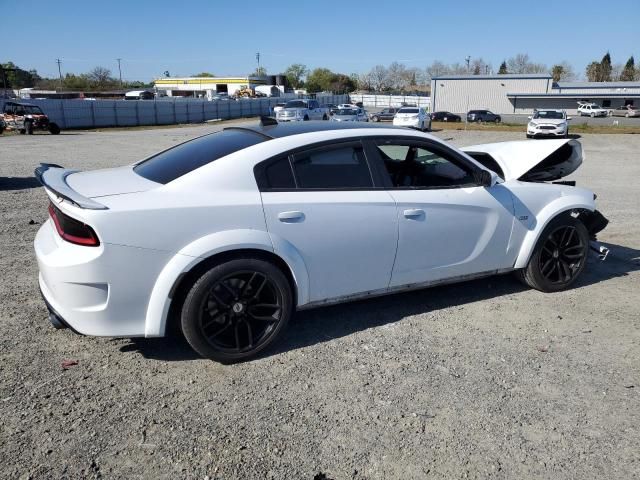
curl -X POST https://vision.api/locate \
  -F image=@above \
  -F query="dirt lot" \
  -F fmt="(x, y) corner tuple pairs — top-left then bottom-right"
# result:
(1, 123), (639, 479)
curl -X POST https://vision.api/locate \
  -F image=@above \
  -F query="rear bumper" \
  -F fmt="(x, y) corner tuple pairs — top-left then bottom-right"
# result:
(35, 219), (172, 337)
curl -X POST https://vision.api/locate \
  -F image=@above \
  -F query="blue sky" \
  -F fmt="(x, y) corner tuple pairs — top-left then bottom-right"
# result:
(4, 0), (638, 81)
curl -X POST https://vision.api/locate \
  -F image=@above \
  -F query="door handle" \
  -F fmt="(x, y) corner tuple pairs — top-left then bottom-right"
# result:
(403, 208), (425, 219)
(278, 211), (305, 223)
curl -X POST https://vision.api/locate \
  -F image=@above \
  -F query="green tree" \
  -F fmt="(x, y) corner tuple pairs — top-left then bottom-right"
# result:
(600, 52), (612, 81)
(284, 63), (308, 89)
(551, 65), (564, 82)
(63, 73), (90, 90)
(1, 61), (41, 88)
(585, 61), (601, 82)
(252, 66), (267, 76)
(329, 74), (356, 93)
(193, 72), (215, 77)
(620, 56), (635, 81)
(305, 68), (335, 92)
(498, 61), (508, 74)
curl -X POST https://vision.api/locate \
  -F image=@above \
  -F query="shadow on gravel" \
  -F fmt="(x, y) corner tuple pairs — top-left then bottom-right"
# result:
(123, 242), (639, 362)
(0, 176), (40, 191)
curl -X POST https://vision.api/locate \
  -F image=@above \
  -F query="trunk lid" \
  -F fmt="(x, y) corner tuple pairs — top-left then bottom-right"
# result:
(461, 139), (583, 182)
(66, 165), (159, 198)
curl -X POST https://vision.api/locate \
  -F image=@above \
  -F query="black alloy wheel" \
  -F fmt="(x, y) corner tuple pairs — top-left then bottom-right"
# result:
(181, 258), (292, 362)
(517, 215), (589, 292)
(538, 225), (586, 285)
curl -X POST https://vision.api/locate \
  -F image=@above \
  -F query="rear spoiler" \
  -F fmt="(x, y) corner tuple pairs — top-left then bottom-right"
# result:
(34, 163), (108, 210)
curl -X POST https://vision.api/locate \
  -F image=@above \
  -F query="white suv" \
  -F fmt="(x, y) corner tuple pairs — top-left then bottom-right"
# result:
(577, 103), (610, 117)
(392, 107), (431, 131)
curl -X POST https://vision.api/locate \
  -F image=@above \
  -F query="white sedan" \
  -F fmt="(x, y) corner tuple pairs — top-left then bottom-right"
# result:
(393, 107), (432, 131)
(527, 109), (571, 138)
(34, 120), (608, 362)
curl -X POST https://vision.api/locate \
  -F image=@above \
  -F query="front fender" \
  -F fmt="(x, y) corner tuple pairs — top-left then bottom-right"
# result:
(144, 229), (310, 337)
(514, 195), (595, 269)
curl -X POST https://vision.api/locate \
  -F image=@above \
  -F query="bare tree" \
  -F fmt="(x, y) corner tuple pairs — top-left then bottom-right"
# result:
(87, 66), (113, 86)
(425, 60), (449, 81)
(369, 65), (391, 92)
(506, 54), (546, 74)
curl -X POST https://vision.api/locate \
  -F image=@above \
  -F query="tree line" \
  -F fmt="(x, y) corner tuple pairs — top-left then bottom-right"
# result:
(0, 62), (150, 91)
(4, 52), (639, 95)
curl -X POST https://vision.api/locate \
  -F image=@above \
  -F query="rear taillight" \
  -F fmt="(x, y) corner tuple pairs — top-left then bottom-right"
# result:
(48, 202), (100, 247)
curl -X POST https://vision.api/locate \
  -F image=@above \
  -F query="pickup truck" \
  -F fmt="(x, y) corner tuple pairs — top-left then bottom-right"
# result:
(275, 99), (329, 121)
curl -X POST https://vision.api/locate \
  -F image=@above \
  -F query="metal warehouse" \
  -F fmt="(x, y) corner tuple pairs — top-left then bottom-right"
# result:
(431, 74), (640, 115)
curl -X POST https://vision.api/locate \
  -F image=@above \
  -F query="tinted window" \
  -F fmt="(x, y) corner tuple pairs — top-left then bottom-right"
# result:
(134, 129), (266, 184)
(264, 156), (295, 189)
(292, 143), (373, 189)
(375, 140), (475, 188)
(398, 108), (419, 113)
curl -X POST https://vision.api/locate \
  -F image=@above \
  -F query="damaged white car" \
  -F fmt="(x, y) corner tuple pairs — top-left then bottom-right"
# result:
(34, 120), (608, 363)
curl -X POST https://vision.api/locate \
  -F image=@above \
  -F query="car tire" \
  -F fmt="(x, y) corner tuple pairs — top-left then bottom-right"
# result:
(49, 123), (61, 135)
(303, 115), (309, 121)
(590, 113), (595, 118)
(371, 116), (379, 122)
(181, 257), (293, 363)
(25, 122), (33, 135)
(516, 214), (589, 293)
(322, 114), (328, 120)
(526, 134), (532, 139)
(19, 129), (26, 134)
(495, 117), (501, 123)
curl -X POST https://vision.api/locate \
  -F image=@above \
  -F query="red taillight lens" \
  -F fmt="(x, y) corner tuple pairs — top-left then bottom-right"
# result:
(48, 202), (100, 247)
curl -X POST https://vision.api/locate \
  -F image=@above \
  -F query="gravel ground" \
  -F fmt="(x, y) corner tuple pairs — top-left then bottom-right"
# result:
(1, 123), (639, 479)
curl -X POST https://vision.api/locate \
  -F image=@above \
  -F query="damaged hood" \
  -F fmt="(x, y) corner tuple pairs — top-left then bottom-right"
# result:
(461, 139), (583, 182)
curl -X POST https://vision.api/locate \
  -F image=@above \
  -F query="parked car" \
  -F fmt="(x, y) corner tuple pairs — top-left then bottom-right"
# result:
(325, 104), (338, 115)
(124, 90), (154, 100)
(33, 121), (609, 362)
(1, 101), (61, 134)
(526, 110), (571, 138)
(431, 111), (461, 122)
(392, 107), (431, 131)
(612, 105), (640, 118)
(577, 103), (609, 117)
(467, 110), (501, 123)
(271, 103), (287, 116)
(369, 108), (399, 122)
(329, 107), (368, 122)
(275, 99), (329, 121)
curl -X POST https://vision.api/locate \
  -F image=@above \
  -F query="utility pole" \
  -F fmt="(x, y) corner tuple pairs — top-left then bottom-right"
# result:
(255, 52), (261, 75)
(56, 58), (63, 91)
(465, 56), (471, 74)
(116, 58), (123, 88)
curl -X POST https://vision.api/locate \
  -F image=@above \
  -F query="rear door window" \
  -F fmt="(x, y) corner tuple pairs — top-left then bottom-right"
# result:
(292, 142), (373, 189)
(134, 129), (266, 184)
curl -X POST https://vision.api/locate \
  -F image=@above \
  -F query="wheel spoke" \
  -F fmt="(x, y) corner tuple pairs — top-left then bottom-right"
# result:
(220, 281), (238, 299)
(202, 311), (226, 329)
(564, 244), (584, 253)
(234, 323), (241, 351)
(241, 272), (258, 297)
(562, 228), (575, 247)
(252, 277), (268, 300)
(563, 252), (584, 260)
(211, 291), (229, 308)
(248, 312), (279, 323)
(245, 320), (254, 348)
(207, 321), (232, 341)
(541, 258), (555, 277)
(559, 259), (572, 281)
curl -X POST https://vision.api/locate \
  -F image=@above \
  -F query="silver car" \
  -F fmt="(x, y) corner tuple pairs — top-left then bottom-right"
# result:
(612, 105), (640, 118)
(329, 107), (369, 122)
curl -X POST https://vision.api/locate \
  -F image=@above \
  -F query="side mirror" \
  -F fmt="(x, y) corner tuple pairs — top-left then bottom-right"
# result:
(474, 169), (496, 187)
(527, 116), (532, 120)
(567, 117), (572, 121)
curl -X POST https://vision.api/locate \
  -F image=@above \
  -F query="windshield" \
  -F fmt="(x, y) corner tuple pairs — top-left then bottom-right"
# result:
(284, 100), (307, 108)
(533, 111), (564, 119)
(336, 109), (358, 115)
(22, 105), (44, 115)
(398, 108), (419, 114)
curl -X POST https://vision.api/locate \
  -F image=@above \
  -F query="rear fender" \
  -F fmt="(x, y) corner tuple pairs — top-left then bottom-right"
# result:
(514, 196), (595, 269)
(144, 229), (309, 337)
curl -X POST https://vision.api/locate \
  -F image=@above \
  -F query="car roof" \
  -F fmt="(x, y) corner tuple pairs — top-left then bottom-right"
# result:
(4, 101), (37, 107)
(227, 120), (394, 139)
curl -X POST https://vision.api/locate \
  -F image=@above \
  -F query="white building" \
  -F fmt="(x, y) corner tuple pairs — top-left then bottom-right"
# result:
(153, 76), (288, 99)
(431, 74), (640, 114)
